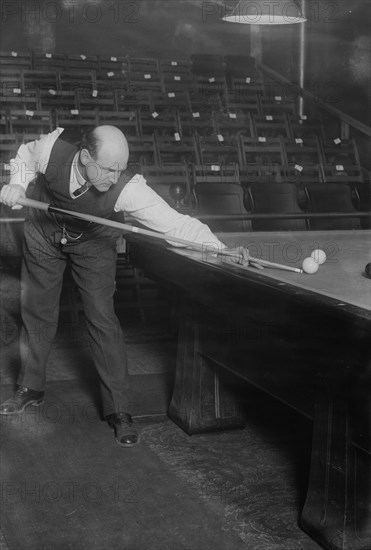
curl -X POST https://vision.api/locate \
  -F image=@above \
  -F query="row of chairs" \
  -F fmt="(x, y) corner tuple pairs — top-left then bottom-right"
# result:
(137, 166), (369, 231)
(0, 52), (262, 88)
(0, 126), (363, 187)
(0, 106), (325, 140)
(1, 52), (298, 106)
(0, 61), (263, 91)
(0, 74), (301, 122)
(1, 156), (367, 231)
(1, 51), (253, 71)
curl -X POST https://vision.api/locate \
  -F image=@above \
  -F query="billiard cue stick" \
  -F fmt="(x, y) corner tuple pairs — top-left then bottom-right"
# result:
(16, 197), (303, 274)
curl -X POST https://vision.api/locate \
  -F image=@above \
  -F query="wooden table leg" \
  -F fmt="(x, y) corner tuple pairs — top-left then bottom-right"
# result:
(168, 300), (246, 434)
(301, 370), (371, 550)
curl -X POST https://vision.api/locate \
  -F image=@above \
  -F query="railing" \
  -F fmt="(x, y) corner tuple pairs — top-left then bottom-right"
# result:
(259, 63), (371, 139)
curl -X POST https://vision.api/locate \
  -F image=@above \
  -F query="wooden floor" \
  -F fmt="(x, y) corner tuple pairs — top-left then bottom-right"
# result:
(0, 262), (321, 550)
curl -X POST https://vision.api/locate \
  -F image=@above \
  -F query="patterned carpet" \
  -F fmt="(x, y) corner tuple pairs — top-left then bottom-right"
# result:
(142, 405), (319, 550)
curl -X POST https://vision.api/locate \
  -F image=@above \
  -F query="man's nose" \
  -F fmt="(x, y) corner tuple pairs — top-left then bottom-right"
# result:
(110, 172), (120, 184)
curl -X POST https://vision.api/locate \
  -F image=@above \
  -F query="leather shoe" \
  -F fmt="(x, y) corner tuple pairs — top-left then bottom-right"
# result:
(0, 385), (44, 415)
(107, 412), (140, 447)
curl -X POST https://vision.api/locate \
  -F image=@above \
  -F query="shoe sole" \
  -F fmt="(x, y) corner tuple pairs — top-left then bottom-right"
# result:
(0, 398), (44, 415)
(108, 423), (140, 447)
(114, 435), (141, 448)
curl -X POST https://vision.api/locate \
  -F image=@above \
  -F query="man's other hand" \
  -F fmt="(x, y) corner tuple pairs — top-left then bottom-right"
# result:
(0, 184), (26, 209)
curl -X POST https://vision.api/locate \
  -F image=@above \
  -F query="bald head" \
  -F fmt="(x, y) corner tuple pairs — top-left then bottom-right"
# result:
(79, 125), (130, 192)
(94, 125), (129, 164)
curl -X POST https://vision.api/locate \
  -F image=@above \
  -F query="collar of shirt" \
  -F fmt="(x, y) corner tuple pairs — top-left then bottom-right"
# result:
(69, 152), (87, 197)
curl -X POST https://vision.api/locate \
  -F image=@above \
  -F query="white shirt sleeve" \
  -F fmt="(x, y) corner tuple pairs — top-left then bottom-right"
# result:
(9, 128), (64, 189)
(114, 174), (226, 250)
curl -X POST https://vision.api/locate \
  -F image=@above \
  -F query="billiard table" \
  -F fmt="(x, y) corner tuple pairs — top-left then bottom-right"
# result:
(129, 230), (371, 550)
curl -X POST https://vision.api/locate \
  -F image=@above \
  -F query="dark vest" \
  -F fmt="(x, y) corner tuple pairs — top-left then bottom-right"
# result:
(29, 129), (137, 241)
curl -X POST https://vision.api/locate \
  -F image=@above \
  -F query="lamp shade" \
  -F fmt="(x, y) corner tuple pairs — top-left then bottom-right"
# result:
(222, 0), (307, 25)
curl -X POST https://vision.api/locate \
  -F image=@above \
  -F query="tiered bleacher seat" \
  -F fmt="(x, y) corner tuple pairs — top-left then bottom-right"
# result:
(198, 133), (241, 165)
(66, 54), (99, 71)
(97, 110), (139, 135)
(239, 164), (282, 186)
(320, 138), (364, 184)
(190, 54), (226, 105)
(281, 136), (323, 185)
(138, 109), (179, 137)
(0, 51), (32, 69)
(76, 88), (117, 111)
(305, 183), (362, 230)
(247, 182), (307, 231)
(192, 164), (251, 232)
(128, 57), (162, 92)
(0, 67), (23, 92)
(225, 89), (260, 117)
(213, 110), (253, 137)
(116, 89), (152, 111)
(0, 135), (20, 163)
(150, 90), (190, 114)
(98, 55), (129, 74)
(23, 69), (59, 94)
(9, 109), (53, 135)
(188, 88), (223, 113)
(0, 87), (40, 111)
(288, 113), (326, 140)
(178, 109), (214, 137)
(57, 70), (97, 93)
(126, 134), (158, 166)
(33, 52), (67, 69)
(252, 113), (291, 138)
(141, 164), (193, 210)
(259, 94), (296, 116)
(156, 133), (200, 165)
(40, 89), (77, 111)
(160, 58), (193, 93)
(240, 136), (284, 165)
(55, 109), (98, 130)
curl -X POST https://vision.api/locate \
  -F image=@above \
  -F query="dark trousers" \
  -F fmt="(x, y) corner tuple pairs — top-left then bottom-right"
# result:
(17, 218), (130, 418)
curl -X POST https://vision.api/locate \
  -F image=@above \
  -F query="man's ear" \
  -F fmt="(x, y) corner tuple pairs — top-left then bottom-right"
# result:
(79, 149), (91, 166)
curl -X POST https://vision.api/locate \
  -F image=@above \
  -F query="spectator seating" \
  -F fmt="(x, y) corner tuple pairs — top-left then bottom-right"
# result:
(141, 164), (194, 210)
(97, 110), (139, 136)
(0, 50), (369, 236)
(1, 51), (32, 69)
(193, 164), (251, 232)
(156, 134), (200, 165)
(126, 134), (158, 166)
(247, 182), (307, 231)
(55, 109), (98, 130)
(252, 113), (291, 138)
(320, 138), (364, 184)
(240, 137), (285, 165)
(213, 110), (253, 137)
(305, 182), (362, 230)
(9, 109), (53, 134)
(198, 134), (241, 165)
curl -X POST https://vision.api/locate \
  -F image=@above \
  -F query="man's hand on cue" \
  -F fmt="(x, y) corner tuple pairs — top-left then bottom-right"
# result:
(222, 246), (250, 265)
(0, 184), (26, 209)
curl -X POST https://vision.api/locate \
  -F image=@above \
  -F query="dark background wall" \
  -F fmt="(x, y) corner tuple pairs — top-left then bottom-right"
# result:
(262, 0), (370, 125)
(0, 0), (370, 125)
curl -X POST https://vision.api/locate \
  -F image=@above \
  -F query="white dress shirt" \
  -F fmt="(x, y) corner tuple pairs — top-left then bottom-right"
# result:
(9, 128), (225, 250)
